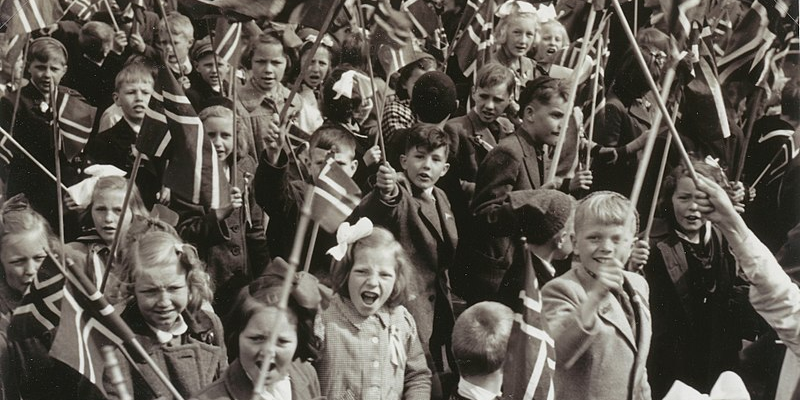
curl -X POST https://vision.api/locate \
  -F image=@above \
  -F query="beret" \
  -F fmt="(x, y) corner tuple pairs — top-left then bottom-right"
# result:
(507, 189), (575, 244)
(411, 70), (457, 123)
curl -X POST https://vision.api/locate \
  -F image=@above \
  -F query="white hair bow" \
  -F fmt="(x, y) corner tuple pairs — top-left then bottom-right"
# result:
(496, 0), (538, 18)
(331, 70), (373, 100)
(536, 3), (558, 22)
(662, 371), (750, 400)
(304, 33), (335, 48)
(66, 164), (127, 208)
(327, 217), (374, 261)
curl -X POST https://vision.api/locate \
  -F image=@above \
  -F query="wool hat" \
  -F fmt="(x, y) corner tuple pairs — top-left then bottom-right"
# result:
(507, 189), (575, 244)
(249, 257), (322, 310)
(411, 70), (457, 123)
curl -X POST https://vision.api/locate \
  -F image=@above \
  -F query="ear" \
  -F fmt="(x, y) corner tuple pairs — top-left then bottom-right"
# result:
(440, 162), (450, 177)
(351, 159), (358, 171)
(112, 91), (119, 105)
(399, 154), (407, 171)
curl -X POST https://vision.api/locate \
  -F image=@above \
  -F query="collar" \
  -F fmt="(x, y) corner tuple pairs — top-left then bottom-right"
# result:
(122, 116), (142, 134)
(532, 251), (556, 278)
(82, 53), (104, 67)
(169, 58), (193, 75)
(674, 221), (712, 245)
(242, 363), (292, 400)
(467, 109), (490, 130)
(336, 295), (390, 330)
(146, 314), (189, 344)
(457, 378), (501, 400)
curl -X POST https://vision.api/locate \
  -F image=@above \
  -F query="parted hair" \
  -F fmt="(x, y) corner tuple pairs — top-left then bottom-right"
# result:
(241, 32), (293, 72)
(495, 11), (538, 49)
(309, 123), (357, 154)
(517, 76), (568, 118)
(452, 301), (514, 376)
(80, 176), (148, 231)
(331, 227), (410, 308)
(657, 159), (728, 226)
(156, 12), (193, 41)
(79, 21), (114, 61)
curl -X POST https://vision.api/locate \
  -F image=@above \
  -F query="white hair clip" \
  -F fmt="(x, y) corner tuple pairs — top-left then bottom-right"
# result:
(496, 0), (538, 18)
(331, 70), (373, 100)
(327, 217), (374, 261)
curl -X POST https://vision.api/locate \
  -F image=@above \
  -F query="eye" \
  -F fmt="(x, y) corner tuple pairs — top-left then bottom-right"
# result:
(33, 255), (47, 263)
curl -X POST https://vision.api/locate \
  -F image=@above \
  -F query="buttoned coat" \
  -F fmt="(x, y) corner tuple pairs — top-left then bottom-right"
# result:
(542, 267), (652, 400)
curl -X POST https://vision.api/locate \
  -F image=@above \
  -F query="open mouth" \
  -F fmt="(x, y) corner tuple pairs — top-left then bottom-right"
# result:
(361, 291), (379, 305)
(255, 360), (277, 372)
(417, 173), (431, 181)
(546, 47), (557, 54)
(685, 215), (701, 222)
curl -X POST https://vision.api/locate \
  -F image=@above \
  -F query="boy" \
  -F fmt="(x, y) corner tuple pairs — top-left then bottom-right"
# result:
(155, 12), (203, 91)
(541, 192), (652, 400)
(453, 76), (590, 303)
(83, 62), (163, 208)
(354, 123), (457, 381)
(256, 124), (359, 286)
(448, 301), (514, 400)
(185, 37), (230, 109)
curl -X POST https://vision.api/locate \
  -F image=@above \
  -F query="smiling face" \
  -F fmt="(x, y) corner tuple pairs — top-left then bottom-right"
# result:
(671, 176), (705, 240)
(196, 53), (229, 89)
(239, 307), (298, 388)
(472, 82), (511, 124)
(534, 25), (565, 63)
(134, 260), (189, 332)
(204, 116), (234, 162)
(574, 217), (634, 276)
(1, 228), (47, 294)
(347, 247), (398, 317)
(92, 188), (132, 246)
(303, 47), (331, 89)
(524, 97), (567, 146)
(28, 59), (67, 95)
(400, 145), (450, 191)
(503, 16), (537, 58)
(250, 43), (287, 93)
(114, 80), (153, 124)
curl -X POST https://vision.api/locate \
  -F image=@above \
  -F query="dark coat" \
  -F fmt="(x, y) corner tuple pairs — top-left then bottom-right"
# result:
(591, 92), (640, 196)
(195, 359), (322, 400)
(172, 156), (269, 316)
(82, 118), (164, 208)
(452, 129), (551, 303)
(104, 301), (228, 400)
(496, 244), (557, 309)
(61, 52), (125, 115)
(645, 219), (762, 398)
(352, 179), (457, 360)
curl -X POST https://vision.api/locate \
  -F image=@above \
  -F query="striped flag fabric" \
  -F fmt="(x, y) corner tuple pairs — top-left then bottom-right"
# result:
(0, 0), (61, 36)
(501, 247), (555, 400)
(368, 0), (415, 48)
(7, 256), (65, 341)
(136, 76), (172, 159)
(68, 0), (102, 21)
(213, 18), (243, 65)
(402, 0), (441, 39)
(0, 125), (15, 166)
(56, 91), (97, 161)
(452, 0), (495, 77)
(310, 157), (362, 233)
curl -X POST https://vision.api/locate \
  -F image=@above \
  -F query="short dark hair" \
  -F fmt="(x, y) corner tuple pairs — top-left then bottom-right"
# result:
(404, 123), (451, 158)
(475, 62), (515, 95)
(452, 301), (514, 377)
(517, 76), (568, 118)
(309, 123), (357, 154)
(657, 158), (729, 227)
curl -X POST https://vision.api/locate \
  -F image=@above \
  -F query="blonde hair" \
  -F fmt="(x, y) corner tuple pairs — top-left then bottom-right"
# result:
(199, 105), (249, 159)
(157, 12), (194, 41)
(574, 191), (639, 236)
(495, 11), (539, 49)
(120, 230), (212, 313)
(538, 20), (569, 44)
(0, 195), (56, 278)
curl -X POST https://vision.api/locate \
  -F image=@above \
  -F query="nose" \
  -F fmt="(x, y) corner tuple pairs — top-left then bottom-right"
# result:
(364, 272), (379, 286)
(23, 261), (38, 277)
(104, 211), (115, 224)
(155, 291), (171, 308)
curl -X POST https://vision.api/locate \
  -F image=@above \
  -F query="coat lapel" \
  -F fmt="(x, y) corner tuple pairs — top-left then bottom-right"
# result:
(515, 133), (541, 189)
(434, 188), (458, 251)
(597, 294), (638, 350)
(657, 239), (693, 318)
(467, 111), (497, 147)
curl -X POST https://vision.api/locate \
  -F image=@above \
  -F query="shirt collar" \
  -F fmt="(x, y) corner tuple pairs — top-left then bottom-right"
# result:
(336, 295), (390, 329)
(457, 378), (501, 400)
(531, 251), (556, 277)
(146, 314), (189, 344)
(122, 116), (142, 134)
(675, 221), (712, 245)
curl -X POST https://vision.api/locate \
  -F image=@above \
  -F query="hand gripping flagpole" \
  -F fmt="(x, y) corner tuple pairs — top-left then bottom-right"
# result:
(547, 3), (597, 185)
(610, 0), (699, 182)
(250, 186), (315, 400)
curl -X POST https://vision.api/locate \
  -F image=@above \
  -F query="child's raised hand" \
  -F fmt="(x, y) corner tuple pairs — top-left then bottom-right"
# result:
(569, 169), (593, 193)
(112, 31), (128, 54)
(589, 258), (625, 295)
(129, 32), (146, 54)
(64, 192), (84, 212)
(363, 145), (382, 167)
(157, 186), (171, 206)
(627, 239), (650, 272)
(263, 117), (286, 165)
(215, 187), (243, 220)
(693, 174), (739, 226)
(376, 163), (398, 199)
(727, 181), (747, 214)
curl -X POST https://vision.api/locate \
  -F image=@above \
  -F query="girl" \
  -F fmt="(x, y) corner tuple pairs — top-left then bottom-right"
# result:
(296, 30), (340, 134)
(382, 55), (437, 141)
(493, 1), (540, 99)
(104, 229), (227, 400)
(67, 176), (148, 303)
(530, 20), (569, 74)
(196, 257), (322, 399)
(316, 224), (431, 400)
(173, 104), (269, 319)
(0, 195), (56, 317)
(645, 160), (763, 399)
(238, 32), (306, 162)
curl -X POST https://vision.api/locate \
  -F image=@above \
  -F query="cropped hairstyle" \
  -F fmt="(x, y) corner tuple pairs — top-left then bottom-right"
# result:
(452, 301), (514, 377)
(517, 76), (568, 118)
(475, 62), (515, 95)
(574, 191), (639, 236)
(404, 123), (451, 158)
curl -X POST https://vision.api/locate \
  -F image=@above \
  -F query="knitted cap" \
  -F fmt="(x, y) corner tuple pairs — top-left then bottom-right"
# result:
(411, 71), (457, 123)
(508, 189), (575, 244)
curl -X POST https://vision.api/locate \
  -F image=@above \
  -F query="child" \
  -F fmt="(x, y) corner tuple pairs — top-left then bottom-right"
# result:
(67, 176), (148, 303)
(196, 257), (322, 399)
(238, 32), (305, 162)
(83, 62), (163, 209)
(493, 2), (540, 99)
(541, 191), (651, 400)
(173, 104), (268, 319)
(186, 37), (230, 109)
(530, 20), (569, 74)
(382, 54), (437, 140)
(448, 301), (514, 400)
(645, 161), (762, 398)
(106, 229), (227, 400)
(0, 37), (84, 236)
(354, 123), (457, 380)
(296, 30), (339, 134)
(256, 124), (359, 286)
(0, 195), (56, 317)
(155, 12), (203, 91)
(316, 225), (431, 400)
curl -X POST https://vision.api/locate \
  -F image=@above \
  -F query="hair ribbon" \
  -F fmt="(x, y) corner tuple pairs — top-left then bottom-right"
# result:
(495, 0), (538, 18)
(327, 217), (373, 261)
(536, 3), (558, 22)
(332, 70), (373, 100)
(304, 33), (335, 48)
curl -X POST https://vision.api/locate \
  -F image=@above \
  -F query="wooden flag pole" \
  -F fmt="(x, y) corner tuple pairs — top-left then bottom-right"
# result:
(7, 39), (30, 141)
(251, 186), (315, 400)
(51, 82), (66, 261)
(303, 222), (320, 273)
(642, 133), (673, 240)
(585, 33), (603, 167)
(100, 153), (143, 292)
(231, 67), (239, 188)
(354, 0), (387, 160)
(547, 4), (596, 184)
(156, 0), (186, 80)
(103, 0), (120, 31)
(0, 127), (70, 191)
(610, 0), (699, 182)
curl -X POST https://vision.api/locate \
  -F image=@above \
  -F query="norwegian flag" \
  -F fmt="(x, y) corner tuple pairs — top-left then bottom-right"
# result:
(213, 18), (243, 66)
(502, 248), (555, 400)
(56, 91), (97, 161)
(7, 256), (65, 341)
(0, 0), (62, 35)
(402, 0), (440, 39)
(137, 63), (230, 209)
(311, 158), (362, 233)
(0, 125), (15, 167)
(67, 0), (102, 21)
(452, 0), (495, 77)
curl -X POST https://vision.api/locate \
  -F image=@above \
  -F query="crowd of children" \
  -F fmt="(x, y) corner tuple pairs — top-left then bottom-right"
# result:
(0, 0), (798, 399)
